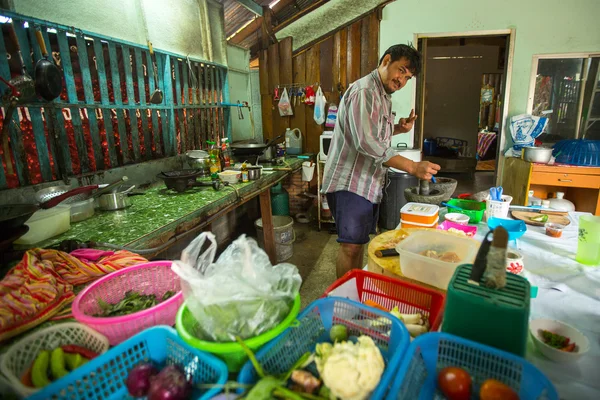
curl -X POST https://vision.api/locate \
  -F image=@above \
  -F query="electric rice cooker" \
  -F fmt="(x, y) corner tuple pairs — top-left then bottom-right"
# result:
(390, 143), (422, 173)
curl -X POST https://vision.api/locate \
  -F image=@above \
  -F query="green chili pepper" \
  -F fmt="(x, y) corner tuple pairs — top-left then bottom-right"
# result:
(31, 350), (51, 388)
(50, 348), (69, 380)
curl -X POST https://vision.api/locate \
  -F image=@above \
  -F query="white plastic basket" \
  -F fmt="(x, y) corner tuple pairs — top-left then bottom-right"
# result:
(486, 194), (513, 219)
(0, 322), (109, 397)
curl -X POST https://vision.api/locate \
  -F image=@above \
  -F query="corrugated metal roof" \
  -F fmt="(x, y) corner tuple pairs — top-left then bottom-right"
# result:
(218, 0), (322, 49)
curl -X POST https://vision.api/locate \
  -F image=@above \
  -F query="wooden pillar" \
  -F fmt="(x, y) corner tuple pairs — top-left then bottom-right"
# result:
(259, 189), (277, 264)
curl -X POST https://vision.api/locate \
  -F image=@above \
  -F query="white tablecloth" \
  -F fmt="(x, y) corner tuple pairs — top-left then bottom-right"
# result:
(473, 212), (600, 399)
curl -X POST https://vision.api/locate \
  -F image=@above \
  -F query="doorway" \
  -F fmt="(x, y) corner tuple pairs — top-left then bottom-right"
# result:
(414, 31), (514, 189)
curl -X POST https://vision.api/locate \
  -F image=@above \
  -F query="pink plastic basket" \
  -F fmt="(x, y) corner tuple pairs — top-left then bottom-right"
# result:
(72, 261), (183, 345)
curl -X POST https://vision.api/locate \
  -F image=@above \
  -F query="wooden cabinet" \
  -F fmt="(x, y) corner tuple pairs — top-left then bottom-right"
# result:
(502, 158), (600, 215)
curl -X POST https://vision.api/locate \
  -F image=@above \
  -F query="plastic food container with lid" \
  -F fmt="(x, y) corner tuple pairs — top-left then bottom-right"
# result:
(400, 218), (439, 229)
(400, 202), (439, 225)
(14, 204), (71, 245)
(396, 230), (479, 290)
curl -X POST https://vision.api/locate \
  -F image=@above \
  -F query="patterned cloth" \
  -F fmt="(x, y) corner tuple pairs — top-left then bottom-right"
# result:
(321, 70), (395, 203)
(477, 131), (497, 159)
(0, 248), (147, 342)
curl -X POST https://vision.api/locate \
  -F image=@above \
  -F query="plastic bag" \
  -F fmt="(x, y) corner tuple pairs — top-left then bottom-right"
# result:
(325, 104), (338, 128)
(172, 232), (301, 342)
(506, 114), (548, 156)
(278, 88), (294, 116)
(314, 87), (326, 125)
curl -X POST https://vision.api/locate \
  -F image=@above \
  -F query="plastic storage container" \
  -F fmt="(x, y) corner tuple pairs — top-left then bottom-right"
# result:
(176, 294), (301, 372)
(386, 332), (558, 400)
(442, 264), (531, 356)
(322, 270), (446, 332)
(446, 198), (485, 223)
(400, 203), (439, 225)
(285, 127), (302, 155)
(13, 204), (71, 245)
(28, 326), (229, 400)
(380, 172), (418, 230)
(72, 261), (183, 345)
(238, 297), (411, 400)
(396, 230), (479, 290)
(0, 323), (109, 398)
(400, 218), (439, 229)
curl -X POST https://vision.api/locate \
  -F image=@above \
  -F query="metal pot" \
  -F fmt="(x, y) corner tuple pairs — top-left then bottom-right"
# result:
(247, 166), (262, 180)
(98, 192), (130, 211)
(185, 150), (210, 173)
(523, 146), (553, 164)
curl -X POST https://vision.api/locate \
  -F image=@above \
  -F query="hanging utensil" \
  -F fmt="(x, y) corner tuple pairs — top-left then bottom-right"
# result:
(5, 21), (35, 102)
(237, 100), (244, 119)
(147, 42), (163, 104)
(34, 27), (63, 101)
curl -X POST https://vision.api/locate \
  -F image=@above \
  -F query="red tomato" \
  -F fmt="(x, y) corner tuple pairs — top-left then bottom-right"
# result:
(480, 379), (519, 400)
(437, 367), (472, 400)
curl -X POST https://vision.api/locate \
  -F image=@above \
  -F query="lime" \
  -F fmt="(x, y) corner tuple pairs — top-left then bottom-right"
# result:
(329, 324), (348, 342)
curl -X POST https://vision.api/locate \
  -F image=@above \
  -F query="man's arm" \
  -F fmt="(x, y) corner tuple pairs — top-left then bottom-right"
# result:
(383, 155), (441, 180)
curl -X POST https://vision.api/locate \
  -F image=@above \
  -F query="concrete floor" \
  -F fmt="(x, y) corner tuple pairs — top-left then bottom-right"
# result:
(290, 171), (495, 307)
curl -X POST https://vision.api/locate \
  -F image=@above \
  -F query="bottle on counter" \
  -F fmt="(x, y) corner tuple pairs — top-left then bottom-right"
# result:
(241, 162), (249, 183)
(207, 140), (221, 171)
(221, 137), (231, 168)
(209, 155), (220, 179)
(528, 190), (542, 206)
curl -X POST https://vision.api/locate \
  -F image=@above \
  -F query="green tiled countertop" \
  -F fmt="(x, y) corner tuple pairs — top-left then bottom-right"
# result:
(25, 158), (303, 250)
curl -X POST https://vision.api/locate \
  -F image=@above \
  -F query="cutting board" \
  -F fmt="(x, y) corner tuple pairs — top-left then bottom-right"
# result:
(511, 210), (570, 226)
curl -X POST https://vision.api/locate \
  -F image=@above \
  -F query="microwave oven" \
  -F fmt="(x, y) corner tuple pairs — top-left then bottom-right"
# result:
(320, 132), (333, 161)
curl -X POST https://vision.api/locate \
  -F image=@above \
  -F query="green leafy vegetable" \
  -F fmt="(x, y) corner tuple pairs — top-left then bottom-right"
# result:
(540, 329), (570, 349)
(94, 290), (176, 317)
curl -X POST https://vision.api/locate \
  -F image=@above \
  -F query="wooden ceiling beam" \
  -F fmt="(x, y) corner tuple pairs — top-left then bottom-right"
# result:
(233, 0), (263, 16)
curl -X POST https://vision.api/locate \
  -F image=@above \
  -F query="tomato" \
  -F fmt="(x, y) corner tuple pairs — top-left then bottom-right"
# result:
(437, 367), (472, 400)
(480, 379), (519, 400)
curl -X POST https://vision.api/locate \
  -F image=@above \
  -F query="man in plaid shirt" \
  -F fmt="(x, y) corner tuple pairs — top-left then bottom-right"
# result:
(322, 44), (440, 278)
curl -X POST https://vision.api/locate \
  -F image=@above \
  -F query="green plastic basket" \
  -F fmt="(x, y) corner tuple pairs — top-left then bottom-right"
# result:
(446, 199), (486, 223)
(175, 294), (301, 372)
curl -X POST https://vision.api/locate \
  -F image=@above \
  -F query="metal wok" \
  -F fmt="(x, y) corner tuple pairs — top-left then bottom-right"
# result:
(230, 135), (282, 157)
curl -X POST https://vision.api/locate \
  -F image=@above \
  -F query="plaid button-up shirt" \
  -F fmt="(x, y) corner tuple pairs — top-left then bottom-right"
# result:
(322, 70), (397, 203)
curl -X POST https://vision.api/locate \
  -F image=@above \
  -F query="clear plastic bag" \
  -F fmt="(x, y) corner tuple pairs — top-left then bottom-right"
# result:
(278, 88), (294, 116)
(314, 86), (326, 124)
(172, 232), (301, 342)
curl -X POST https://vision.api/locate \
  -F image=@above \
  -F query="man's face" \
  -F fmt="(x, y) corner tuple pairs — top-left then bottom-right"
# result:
(379, 55), (414, 94)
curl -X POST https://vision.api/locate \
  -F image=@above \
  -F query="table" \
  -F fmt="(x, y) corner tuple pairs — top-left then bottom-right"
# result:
(502, 158), (600, 215)
(18, 158), (303, 264)
(473, 213), (600, 400)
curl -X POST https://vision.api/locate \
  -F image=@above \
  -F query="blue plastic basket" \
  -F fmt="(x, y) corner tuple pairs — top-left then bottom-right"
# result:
(386, 332), (558, 400)
(238, 297), (410, 399)
(28, 326), (228, 400)
(553, 139), (600, 166)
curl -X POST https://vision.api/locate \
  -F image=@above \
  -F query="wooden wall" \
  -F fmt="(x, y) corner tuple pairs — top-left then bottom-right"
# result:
(258, 11), (380, 154)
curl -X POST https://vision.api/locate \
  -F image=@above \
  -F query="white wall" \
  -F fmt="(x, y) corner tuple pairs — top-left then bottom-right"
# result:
(381, 0), (600, 151)
(11, 0), (227, 64)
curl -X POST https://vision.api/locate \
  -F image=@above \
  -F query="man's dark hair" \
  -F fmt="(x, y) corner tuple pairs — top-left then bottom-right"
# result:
(378, 44), (422, 76)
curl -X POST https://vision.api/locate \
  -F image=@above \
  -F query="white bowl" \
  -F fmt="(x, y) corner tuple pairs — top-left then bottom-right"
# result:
(218, 170), (241, 184)
(529, 318), (589, 363)
(444, 213), (470, 225)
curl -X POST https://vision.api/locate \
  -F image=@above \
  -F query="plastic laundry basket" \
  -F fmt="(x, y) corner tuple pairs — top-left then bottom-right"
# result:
(386, 332), (558, 400)
(238, 297), (411, 399)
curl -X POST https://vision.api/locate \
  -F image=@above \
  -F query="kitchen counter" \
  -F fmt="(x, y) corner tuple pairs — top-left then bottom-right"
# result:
(22, 158), (304, 260)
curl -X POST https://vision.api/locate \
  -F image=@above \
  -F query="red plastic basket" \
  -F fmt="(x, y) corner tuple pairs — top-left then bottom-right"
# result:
(322, 270), (446, 331)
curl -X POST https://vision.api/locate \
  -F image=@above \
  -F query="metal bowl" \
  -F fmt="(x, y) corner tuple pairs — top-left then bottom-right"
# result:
(523, 146), (553, 164)
(186, 150), (210, 171)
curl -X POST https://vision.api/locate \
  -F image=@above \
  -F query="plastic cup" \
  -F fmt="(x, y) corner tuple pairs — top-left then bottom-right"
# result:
(576, 215), (600, 265)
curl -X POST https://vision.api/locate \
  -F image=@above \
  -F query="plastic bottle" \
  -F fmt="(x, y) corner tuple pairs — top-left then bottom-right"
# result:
(285, 128), (303, 155)
(221, 137), (231, 168)
(241, 162), (249, 183)
(528, 190), (541, 206)
(207, 140), (220, 170)
(209, 155), (219, 179)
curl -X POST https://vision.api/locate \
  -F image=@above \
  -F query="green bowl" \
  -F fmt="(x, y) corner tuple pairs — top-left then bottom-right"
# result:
(447, 199), (486, 223)
(175, 294), (301, 372)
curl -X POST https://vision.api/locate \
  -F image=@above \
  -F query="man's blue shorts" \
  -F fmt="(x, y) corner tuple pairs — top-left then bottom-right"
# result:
(326, 191), (379, 245)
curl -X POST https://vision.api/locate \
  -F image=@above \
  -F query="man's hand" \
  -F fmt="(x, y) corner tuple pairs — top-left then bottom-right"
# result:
(394, 109), (418, 134)
(411, 161), (441, 180)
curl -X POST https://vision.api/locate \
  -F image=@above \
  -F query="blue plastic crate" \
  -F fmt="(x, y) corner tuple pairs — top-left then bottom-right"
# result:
(386, 332), (558, 400)
(28, 326), (228, 400)
(238, 297), (410, 399)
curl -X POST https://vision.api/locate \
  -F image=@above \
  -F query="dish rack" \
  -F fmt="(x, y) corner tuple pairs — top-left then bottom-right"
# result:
(27, 326), (229, 400)
(386, 332), (558, 400)
(72, 261), (183, 345)
(237, 297), (411, 399)
(0, 323), (110, 398)
(322, 270), (446, 332)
